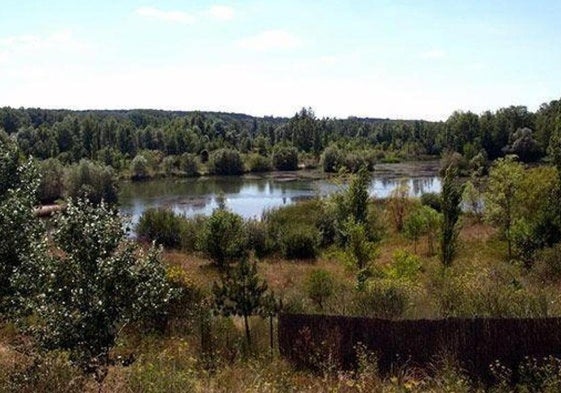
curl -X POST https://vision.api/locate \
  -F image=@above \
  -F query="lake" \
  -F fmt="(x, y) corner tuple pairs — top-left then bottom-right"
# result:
(118, 161), (441, 224)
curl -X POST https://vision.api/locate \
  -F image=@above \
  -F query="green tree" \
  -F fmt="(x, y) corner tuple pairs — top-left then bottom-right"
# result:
(208, 148), (244, 175)
(344, 220), (378, 290)
(305, 269), (334, 311)
(484, 156), (524, 260)
(65, 159), (118, 204)
(38, 158), (65, 203)
(462, 180), (483, 220)
(200, 208), (248, 269)
(130, 154), (149, 180)
(0, 133), (42, 315)
(30, 199), (172, 378)
(272, 145), (298, 171)
(387, 181), (410, 232)
(403, 207), (427, 253)
(179, 153), (198, 176)
(213, 258), (268, 346)
(440, 166), (464, 266)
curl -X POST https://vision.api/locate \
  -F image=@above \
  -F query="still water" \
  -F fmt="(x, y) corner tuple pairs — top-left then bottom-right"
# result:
(119, 161), (441, 223)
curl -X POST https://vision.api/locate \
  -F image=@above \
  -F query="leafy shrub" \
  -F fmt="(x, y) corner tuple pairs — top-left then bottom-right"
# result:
(64, 159), (118, 204)
(385, 249), (422, 280)
(162, 155), (178, 175)
(321, 146), (343, 173)
(136, 208), (184, 248)
(208, 148), (244, 175)
(199, 209), (248, 268)
(179, 153), (199, 177)
(533, 243), (561, 282)
(246, 153), (272, 173)
(352, 280), (409, 318)
(130, 154), (150, 180)
(38, 158), (65, 203)
(305, 269), (334, 310)
(272, 145), (298, 171)
(280, 225), (319, 259)
(246, 219), (271, 258)
(420, 192), (441, 212)
(30, 199), (172, 374)
(0, 351), (87, 393)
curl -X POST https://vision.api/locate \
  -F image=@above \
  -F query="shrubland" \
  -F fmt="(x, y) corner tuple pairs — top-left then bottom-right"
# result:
(4, 119), (561, 391)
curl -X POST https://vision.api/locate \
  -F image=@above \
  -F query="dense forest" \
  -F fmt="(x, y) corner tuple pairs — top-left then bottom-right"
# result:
(1, 98), (560, 177)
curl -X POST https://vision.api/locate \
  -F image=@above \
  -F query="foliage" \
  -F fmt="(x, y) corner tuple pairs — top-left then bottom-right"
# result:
(352, 280), (409, 318)
(321, 146), (343, 173)
(280, 225), (319, 260)
(29, 199), (172, 376)
(386, 181), (410, 232)
(462, 179), (483, 219)
(403, 205), (427, 253)
(199, 208), (248, 269)
(246, 153), (272, 173)
(179, 153), (198, 176)
(245, 219), (271, 258)
(440, 165), (463, 266)
(384, 249), (422, 280)
(420, 192), (442, 212)
(484, 155), (525, 260)
(0, 134), (42, 315)
(130, 154), (150, 180)
(38, 158), (65, 203)
(64, 159), (118, 204)
(343, 220), (378, 290)
(212, 258), (268, 346)
(136, 208), (184, 248)
(272, 145), (298, 171)
(305, 269), (335, 311)
(208, 148), (244, 175)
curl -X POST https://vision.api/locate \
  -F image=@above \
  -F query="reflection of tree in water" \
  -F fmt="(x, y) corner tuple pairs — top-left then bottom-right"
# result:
(411, 177), (435, 196)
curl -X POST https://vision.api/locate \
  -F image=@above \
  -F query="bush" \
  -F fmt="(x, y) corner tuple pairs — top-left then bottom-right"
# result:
(64, 159), (118, 204)
(533, 243), (561, 282)
(352, 280), (409, 318)
(136, 208), (184, 248)
(246, 219), (271, 258)
(321, 146), (343, 173)
(162, 155), (178, 175)
(199, 209), (248, 268)
(179, 153), (198, 177)
(272, 145), (298, 171)
(38, 158), (65, 203)
(130, 154), (150, 180)
(420, 192), (441, 212)
(208, 149), (244, 175)
(305, 269), (334, 310)
(246, 153), (272, 173)
(280, 225), (319, 259)
(385, 249), (422, 280)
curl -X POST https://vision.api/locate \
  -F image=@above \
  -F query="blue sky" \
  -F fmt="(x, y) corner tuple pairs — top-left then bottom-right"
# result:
(0, 1), (560, 120)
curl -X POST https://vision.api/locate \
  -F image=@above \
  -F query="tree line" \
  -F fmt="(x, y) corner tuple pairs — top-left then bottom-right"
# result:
(1, 99), (560, 178)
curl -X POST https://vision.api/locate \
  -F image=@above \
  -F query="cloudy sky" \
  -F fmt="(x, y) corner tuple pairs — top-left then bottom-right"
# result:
(1, 0), (560, 120)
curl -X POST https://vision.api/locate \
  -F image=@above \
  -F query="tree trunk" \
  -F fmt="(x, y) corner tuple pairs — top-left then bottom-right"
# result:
(244, 314), (251, 347)
(269, 315), (274, 357)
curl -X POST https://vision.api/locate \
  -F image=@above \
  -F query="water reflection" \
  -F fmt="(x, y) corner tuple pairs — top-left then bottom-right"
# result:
(119, 162), (441, 223)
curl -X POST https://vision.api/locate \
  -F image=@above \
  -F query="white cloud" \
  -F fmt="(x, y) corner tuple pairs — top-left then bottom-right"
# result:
(420, 49), (446, 59)
(236, 30), (302, 51)
(208, 5), (235, 21)
(0, 30), (87, 64)
(135, 6), (196, 24)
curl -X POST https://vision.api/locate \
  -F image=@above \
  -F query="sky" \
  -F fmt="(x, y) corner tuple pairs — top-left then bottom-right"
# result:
(0, 0), (560, 121)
